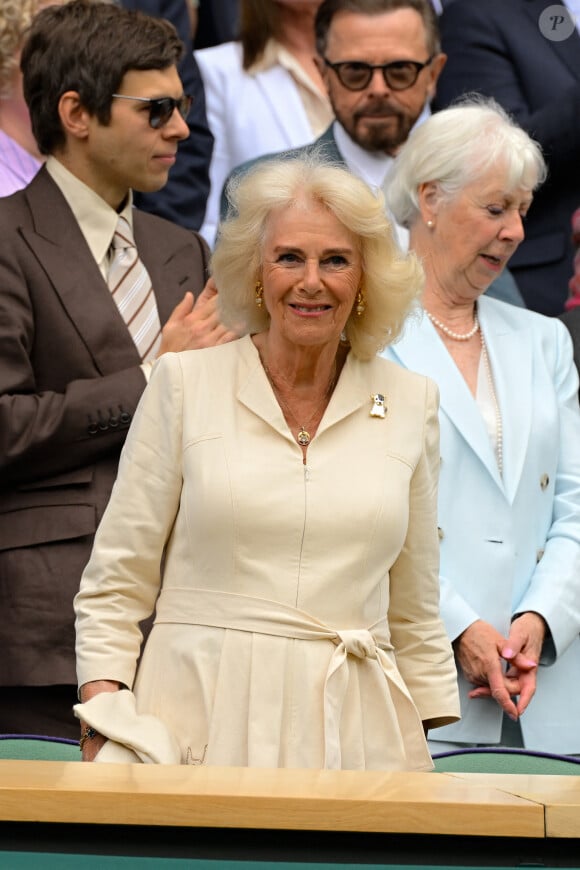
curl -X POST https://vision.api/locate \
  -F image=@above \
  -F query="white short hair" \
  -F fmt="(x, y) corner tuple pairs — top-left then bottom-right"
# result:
(386, 97), (547, 228)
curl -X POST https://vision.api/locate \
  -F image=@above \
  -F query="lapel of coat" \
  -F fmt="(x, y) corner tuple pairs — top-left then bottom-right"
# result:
(390, 307), (505, 491)
(477, 296), (533, 504)
(236, 337), (296, 444)
(21, 168), (142, 374)
(235, 337), (368, 442)
(252, 65), (313, 146)
(21, 170), (208, 375)
(523, 0), (580, 81)
(133, 212), (208, 322)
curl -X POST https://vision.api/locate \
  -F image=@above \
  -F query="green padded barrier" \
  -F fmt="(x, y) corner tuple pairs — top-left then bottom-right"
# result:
(0, 738), (79, 761)
(433, 750), (580, 775)
(1, 859), (572, 870)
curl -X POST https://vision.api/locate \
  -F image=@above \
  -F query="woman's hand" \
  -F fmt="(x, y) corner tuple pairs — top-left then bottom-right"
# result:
(501, 612), (545, 716)
(454, 620), (521, 719)
(78, 679), (121, 762)
(456, 617), (541, 719)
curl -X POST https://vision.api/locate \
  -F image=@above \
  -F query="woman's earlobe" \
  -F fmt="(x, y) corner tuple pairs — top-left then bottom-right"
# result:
(417, 181), (439, 226)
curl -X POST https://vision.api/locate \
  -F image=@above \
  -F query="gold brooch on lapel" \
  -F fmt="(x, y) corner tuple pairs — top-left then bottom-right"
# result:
(370, 393), (386, 418)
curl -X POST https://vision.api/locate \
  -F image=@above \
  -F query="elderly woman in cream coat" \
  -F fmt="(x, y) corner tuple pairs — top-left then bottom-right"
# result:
(74, 157), (459, 768)
(383, 100), (580, 755)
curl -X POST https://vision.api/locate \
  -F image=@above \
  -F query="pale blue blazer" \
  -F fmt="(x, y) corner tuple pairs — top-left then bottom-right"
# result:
(382, 295), (580, 753)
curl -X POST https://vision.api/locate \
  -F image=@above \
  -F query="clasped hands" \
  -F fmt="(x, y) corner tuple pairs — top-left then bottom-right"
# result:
(454, 612), (546, 720)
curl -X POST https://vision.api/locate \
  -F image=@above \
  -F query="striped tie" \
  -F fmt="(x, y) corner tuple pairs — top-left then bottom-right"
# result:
(108, 216), (162, 361)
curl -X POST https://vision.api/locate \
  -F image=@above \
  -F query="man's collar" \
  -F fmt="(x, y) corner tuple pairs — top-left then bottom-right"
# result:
(45, 156), (134, 266)
(333, 121), (395, 192)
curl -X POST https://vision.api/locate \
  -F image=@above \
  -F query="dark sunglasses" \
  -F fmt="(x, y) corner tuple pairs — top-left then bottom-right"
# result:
(111, 93), (193, 128)
(323, 56), (434, 91)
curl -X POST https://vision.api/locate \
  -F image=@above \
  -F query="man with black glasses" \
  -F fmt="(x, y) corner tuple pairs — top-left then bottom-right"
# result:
(223, 0), (522, 304)
(0, 0), (236, 739)
(222, 0), (444, 251)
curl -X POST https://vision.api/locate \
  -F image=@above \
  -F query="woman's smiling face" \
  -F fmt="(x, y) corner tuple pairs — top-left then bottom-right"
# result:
(259, 197), (363, 353)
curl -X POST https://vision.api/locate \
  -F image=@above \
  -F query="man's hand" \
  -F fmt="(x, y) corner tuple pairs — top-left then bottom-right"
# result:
(158, 278), (241, 355)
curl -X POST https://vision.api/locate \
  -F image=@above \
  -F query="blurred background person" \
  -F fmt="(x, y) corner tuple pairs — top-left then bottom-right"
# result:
(433, 0), (580, 317)
(195, 0), (333, 247)
(560, 209), (580, 383)
(74, 157), (459, 767)
(193, 0), (238, 48)
(0, 0), (45, 195)
(383, 100), (580, 755)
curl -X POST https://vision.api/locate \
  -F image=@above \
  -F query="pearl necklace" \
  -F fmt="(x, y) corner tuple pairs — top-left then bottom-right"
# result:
(425, 308), (480, 341)
(480, 332), (503, 476)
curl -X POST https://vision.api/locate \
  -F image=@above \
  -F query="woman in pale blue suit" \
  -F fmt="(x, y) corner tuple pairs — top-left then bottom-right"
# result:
(383, 99), (580, 754)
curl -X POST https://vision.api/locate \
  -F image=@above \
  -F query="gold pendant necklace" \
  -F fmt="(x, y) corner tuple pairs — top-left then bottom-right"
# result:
(263, 362), (337, 448)
(297, 424), (314, 447)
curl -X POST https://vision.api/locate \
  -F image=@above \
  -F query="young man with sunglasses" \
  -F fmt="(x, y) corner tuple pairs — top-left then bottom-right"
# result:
(121, 0), (214, 232)
(0, 0), (237, 739)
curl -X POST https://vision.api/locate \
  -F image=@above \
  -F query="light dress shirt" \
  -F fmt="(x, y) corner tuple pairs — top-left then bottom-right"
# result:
(333, 106), (431, 251)
(0, 130), (41, 197)
(250, 38), (333, 139)
(45, 157), (157, 381)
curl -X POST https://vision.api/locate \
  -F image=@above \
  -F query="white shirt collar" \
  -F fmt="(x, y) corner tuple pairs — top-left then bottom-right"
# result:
(332, 105), (432, 251)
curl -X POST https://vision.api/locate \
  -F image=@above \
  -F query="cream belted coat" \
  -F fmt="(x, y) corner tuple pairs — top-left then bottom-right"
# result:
(74, 337), (459, 768)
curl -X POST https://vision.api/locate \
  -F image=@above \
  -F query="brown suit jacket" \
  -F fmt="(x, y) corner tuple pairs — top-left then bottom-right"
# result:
(0, 167), (209, 687)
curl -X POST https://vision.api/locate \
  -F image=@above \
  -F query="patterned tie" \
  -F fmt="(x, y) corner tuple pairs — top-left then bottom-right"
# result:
(107, 215), (162, 362)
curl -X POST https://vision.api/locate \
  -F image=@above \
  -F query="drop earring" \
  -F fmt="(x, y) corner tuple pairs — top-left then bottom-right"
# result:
(355, 289), (365, 317)
(255, 280), (264, 308)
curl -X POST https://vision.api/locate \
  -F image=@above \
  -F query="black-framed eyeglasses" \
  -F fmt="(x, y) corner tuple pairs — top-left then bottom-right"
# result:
(111, 93), (193, 128)
(323, 56), (434, 91)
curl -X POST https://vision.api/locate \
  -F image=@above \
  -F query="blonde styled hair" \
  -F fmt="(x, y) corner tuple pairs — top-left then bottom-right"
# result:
(0, 0), (41, 97)
(213, 157), (424, 361)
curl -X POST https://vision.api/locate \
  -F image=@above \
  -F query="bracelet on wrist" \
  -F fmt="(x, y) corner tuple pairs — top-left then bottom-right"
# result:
(79, 726), (98, 751)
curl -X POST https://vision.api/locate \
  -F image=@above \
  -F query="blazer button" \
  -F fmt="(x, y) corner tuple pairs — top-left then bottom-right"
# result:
(540, 474), (549, 490)
(87, 423), (98, 435)
(119, 411), (131, 426)
(438, 527), (444, 540)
